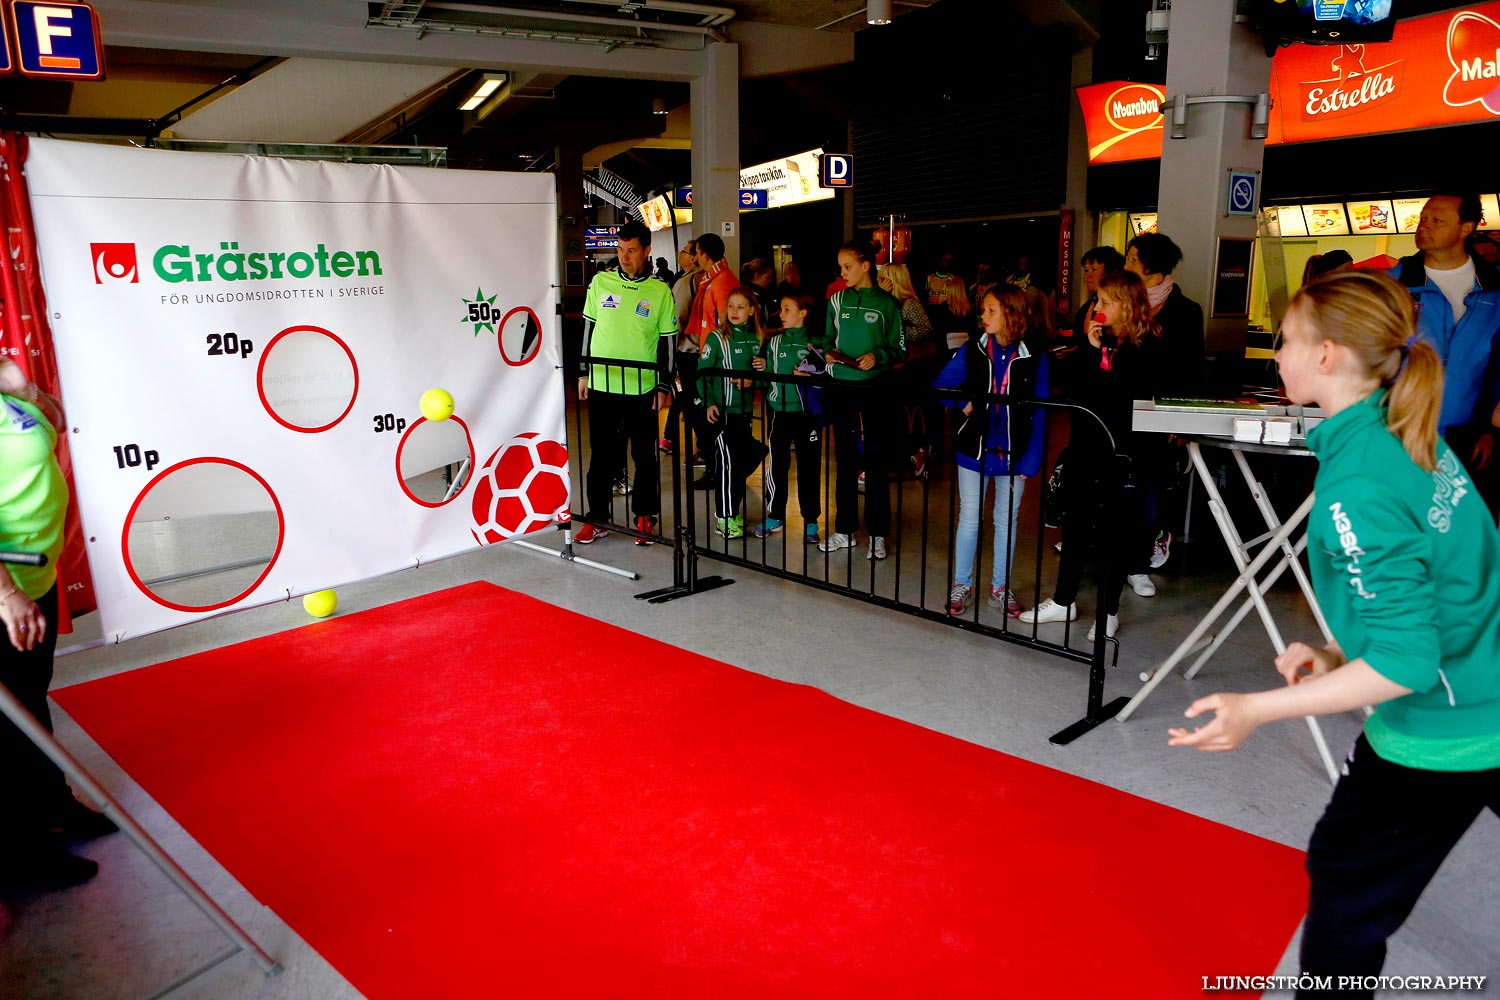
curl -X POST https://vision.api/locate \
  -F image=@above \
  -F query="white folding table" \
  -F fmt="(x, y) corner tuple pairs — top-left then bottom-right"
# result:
(1116, 401), (1342, 783)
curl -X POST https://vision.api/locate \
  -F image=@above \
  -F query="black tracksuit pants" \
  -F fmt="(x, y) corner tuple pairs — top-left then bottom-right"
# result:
(1296, 734), (1500, 998)
(585, 390), (660, 522)
(764, 410), (822, 523)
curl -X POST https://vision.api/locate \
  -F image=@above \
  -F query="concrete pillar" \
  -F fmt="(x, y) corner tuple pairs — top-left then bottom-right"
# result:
(1063, 45), (1094, 319)
(690, 42), (741, 271)
(1158, 0), (1273, 363)
(555, 141), (588, 378)
(555, 142), (586, 295)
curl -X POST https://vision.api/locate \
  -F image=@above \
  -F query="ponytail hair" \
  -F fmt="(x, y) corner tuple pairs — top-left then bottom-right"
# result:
(1288, 270), (1442, 471)
(1385, 339), (1443, 472)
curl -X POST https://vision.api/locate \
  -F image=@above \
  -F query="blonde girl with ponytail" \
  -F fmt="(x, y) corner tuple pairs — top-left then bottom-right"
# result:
(1170, 270), (1500, 996)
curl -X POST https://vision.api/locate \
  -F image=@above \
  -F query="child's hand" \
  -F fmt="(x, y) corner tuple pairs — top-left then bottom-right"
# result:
(1275, 642), (1344, 686)
(706, 405), (721, 424)
(961, 402), (973, 416)
(1167, 692), (1262, 752)
(855, 352), (876, 371)
(751, 357), (766, 371)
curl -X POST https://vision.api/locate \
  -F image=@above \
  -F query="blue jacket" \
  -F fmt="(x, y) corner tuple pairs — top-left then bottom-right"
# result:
(1389, 252), (1500, 432)
(932, 334), (1049, 478)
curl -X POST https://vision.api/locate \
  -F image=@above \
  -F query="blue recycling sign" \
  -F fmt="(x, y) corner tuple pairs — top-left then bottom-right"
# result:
(11, 1), (104, 80)
(1227, 171), (1258, 217)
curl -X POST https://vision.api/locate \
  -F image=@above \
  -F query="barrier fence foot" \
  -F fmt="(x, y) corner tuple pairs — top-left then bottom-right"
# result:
(635, 575), (735, 604)
(1049, 696), (1129, 745)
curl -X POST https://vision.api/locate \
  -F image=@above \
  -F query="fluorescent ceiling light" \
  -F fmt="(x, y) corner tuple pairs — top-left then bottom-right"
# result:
(460, 72), (507, 111)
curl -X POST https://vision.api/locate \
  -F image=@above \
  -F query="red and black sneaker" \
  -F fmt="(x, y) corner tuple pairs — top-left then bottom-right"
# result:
(573, 523), (607, 544)
(634, 515), (657, 545)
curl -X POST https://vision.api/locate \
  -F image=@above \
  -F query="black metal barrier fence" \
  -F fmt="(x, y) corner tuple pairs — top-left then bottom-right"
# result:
(566, 354), (1130, 743)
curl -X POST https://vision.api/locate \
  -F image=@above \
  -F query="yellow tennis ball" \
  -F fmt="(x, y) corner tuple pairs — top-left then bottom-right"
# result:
(303, 589), (338, 618)
(420, 387), (454, 422)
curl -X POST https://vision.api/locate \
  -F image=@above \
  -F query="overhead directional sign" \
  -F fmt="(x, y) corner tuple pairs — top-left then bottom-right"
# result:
(819, 153), (853, 189)
(738, 189), (768, 210)
(11, 1), (104, 81)
(584, 225), (621, 251)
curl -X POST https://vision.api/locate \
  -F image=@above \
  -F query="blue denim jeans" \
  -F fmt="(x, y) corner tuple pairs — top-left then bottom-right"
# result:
(953, 466), (1025, 590)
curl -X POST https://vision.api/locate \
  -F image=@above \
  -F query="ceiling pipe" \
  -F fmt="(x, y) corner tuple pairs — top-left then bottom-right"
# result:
(561, 0), (736, 27)
(423, 1), (721, 36)
(366, 18), (669, 48)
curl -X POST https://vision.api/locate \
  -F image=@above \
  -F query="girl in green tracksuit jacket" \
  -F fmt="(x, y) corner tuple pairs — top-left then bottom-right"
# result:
(696, 287), (764, 537)
(751, 292), (824, 542)
(819, 238), (905, 559)
(1168, 270), (1500, 996)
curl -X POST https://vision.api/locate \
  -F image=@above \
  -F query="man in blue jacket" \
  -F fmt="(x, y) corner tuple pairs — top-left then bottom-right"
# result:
(1389, 192), (1500, 514)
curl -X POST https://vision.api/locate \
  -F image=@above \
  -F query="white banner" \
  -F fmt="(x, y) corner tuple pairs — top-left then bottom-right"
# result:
(26, 138), (565, 641)
(738, 148), (834, 210)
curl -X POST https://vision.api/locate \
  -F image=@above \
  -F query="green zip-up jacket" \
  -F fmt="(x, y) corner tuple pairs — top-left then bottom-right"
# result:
(696, 324), (760, 415)
(1307, 389), (1500, 770)
(824, 286), (903, 382)
(759, 327), (816, 413)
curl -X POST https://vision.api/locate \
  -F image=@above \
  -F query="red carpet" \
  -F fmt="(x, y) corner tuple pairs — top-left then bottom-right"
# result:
(55, 582), (1307, 998)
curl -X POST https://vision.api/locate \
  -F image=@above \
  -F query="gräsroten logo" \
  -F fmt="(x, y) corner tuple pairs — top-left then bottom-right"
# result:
(91, 243), (138, 284)
(89, 240), (384, 285)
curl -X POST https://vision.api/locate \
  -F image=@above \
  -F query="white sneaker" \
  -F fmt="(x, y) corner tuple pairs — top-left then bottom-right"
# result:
(1127, 573), (1157, 597)
(819, 532), (856, 553)
(1087, 614), (1119, 642)
(866, 536), (887, 560)
(1018, 599), (1077, 624)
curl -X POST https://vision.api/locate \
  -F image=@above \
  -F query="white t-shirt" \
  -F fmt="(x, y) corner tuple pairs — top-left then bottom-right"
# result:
(1427, 256), (1476, 323)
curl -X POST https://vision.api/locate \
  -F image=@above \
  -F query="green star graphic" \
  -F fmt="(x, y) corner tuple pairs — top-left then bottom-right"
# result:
(461, 287), (499, 336)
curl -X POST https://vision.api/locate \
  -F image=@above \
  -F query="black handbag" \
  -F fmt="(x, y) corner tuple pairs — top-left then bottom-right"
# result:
(1043, 448), (1069, 528)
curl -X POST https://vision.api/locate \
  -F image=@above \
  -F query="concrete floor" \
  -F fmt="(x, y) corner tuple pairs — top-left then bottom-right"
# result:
(3, 445), (1497, 999)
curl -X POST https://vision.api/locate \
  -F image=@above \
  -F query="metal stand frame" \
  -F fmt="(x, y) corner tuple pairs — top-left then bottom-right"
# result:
(1050, 632), (1128, 745)
(1117, 439), (1339, 783)
(635, 386), (732, 604)
(510, 522), (640, 581)
(0, 685), (280, 993)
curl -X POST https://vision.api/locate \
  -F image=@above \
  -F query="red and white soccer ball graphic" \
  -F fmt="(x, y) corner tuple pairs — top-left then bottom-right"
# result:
(471, 433), (570, 543)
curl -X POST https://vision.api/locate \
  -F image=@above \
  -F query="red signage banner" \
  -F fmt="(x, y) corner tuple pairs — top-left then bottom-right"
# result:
(1076, 81), (1166, 165)
(0, 133), (97, 625)
(1078, 2), (1500, 163)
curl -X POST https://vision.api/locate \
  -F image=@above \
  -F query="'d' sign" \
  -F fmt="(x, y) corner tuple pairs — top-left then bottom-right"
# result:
(819, 153), (853, 189)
